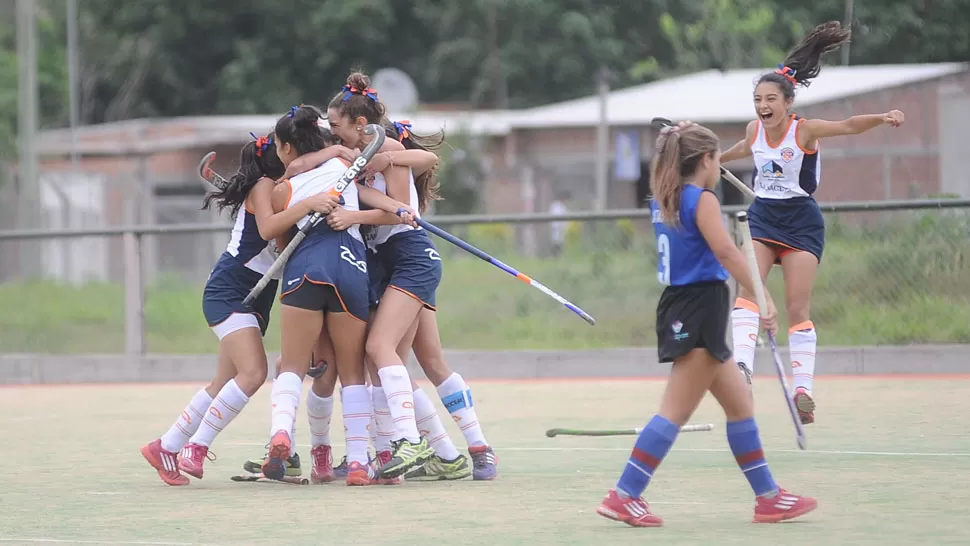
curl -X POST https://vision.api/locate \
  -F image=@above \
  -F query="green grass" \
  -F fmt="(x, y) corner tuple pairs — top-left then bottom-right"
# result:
(2, 379), (969, 544)
(2, 211), (969, 354)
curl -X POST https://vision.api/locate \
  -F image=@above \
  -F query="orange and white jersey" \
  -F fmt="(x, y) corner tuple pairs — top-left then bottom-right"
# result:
(749, 115), (821, 199)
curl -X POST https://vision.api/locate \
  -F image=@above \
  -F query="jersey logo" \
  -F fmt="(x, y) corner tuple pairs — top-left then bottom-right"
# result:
(424, 248), (441, 261)
(760, 160), (785, 179)
(780, 147), (795, 162)
(340, 245), (368, 273)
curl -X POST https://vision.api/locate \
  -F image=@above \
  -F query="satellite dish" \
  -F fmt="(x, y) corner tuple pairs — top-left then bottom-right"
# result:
(372, 68), (419, 114)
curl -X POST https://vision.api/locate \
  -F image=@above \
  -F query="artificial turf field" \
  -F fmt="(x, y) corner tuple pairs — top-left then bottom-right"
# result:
(2, 377), (969, 545)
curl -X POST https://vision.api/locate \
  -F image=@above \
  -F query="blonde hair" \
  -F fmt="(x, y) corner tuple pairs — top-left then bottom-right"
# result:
(649, 123), (720, 226)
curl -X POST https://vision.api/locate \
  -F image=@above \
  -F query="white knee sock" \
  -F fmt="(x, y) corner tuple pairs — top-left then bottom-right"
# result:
(413, 386), (461, 460)
(341, 385), (373, 465)
(306, 389), (333, 448)
(270, 372), (302, 440)
(370, 387), (396, 452)
(376, 366), (420, 443)
(189, 379), (249, 447)
(789, 322), (817, 394)
(436, 373), (488, 448)
(367, 385), (377, 450)
(732, 298), (760, 377)
(160, 389), (212, 452)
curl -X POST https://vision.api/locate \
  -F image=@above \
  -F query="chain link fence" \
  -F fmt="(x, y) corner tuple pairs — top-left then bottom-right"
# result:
(1, 200), (968, 354)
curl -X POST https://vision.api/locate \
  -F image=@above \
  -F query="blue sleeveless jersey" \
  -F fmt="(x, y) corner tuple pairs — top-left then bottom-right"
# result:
(650, 184), (729, 286)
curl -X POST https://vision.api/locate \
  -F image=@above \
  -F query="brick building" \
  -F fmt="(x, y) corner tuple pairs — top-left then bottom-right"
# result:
(9, 62), (968, 283)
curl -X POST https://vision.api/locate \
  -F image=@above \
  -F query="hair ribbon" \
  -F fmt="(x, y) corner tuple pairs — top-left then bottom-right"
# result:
(775, 64), (798, 84)
(342, 84), (379, 102)
(287, 105), (298, 118)
(393, 120), (412, 141)
(254, 135), (273, 157)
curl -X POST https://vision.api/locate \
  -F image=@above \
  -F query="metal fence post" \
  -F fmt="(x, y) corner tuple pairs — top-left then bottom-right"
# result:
(124, 230), (145, 356)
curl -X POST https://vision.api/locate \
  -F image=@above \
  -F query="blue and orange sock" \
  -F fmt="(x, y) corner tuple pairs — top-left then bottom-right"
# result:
(615, 415), (680, 498)
(727, 418), (778, 497)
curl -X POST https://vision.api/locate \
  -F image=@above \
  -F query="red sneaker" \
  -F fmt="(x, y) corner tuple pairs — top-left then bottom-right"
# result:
(753, 488), (818, 523)
(374, 450), (402, 485)
(793, 388), (815, 424)
(177, 443), (214, 479)
(261, 430), (291, 481)
(596, 489), (663, 527)
(140, 439), (189, 486)
(346, 461), (376, 486)
(310, 445), (336, 484)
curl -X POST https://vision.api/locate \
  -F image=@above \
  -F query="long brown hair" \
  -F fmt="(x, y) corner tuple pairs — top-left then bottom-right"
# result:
(382, 119), (444, 214)
(649, 123), (720, 226)
(759, 21), (851, 100)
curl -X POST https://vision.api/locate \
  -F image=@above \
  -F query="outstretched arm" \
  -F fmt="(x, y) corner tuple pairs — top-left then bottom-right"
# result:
(799, 110), (904, 148)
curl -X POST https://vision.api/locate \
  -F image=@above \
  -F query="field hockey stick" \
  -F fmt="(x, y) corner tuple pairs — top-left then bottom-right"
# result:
(197, 151), (223, 191)
(650, 117), (756, 200)
(735, 211), (807, 450)
(545, 423), (714, 437)
(411, 217), (596, 325)
(241, 124), (386, 307)
(231, 473), (309, 485)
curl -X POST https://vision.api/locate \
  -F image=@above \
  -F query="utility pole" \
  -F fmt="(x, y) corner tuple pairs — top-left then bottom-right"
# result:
(841, 0), (854, 65)
(594, 66), (610, 211)
(16, 0), (40, 276)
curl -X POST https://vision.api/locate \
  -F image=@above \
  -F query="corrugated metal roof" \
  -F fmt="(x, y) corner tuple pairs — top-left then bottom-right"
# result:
(37, 110), (513, 156)
(36, 63), (967, 155)
(510, 63), (969, 129)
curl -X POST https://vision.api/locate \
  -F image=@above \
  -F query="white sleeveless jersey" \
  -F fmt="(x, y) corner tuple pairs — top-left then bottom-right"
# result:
(285, 158), (363, 243)
(750, 115), (821, 200)
(365, 168), (421, 250)
(225, 204), (277, 277)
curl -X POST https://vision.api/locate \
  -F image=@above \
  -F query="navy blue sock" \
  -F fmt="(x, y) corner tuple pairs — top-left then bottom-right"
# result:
(615, 415), (680, 498)
(727, 418), (778, 497)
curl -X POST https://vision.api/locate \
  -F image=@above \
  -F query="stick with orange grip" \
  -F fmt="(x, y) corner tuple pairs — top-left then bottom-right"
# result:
(238, 124), (386, 307)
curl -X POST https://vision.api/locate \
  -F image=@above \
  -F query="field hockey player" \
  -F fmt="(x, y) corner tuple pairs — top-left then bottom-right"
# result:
(719, 21), (904, 423)
(139, 132), (340, 486)
(262, 104), (414, 486)
(596, 120), (817, 527)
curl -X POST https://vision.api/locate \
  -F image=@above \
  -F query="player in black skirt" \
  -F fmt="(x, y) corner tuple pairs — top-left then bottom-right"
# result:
(596, 121), (817, 527)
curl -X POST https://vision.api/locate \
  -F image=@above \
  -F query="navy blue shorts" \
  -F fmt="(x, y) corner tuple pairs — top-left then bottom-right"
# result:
(376, 229), (442, 310)
(279, 229), (370, 321)
(202, 252), (276, 335)
(748, 197), (825, 263)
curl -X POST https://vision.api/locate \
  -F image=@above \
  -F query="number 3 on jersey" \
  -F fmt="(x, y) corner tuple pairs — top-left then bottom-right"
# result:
(657, 234), (671, 285)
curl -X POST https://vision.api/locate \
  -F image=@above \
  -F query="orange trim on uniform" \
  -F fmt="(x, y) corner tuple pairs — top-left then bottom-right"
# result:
(788, 320), (815, 334)
(304, 277), (368, 324)
(794, 119), (818, 155)
(734, 298), (759, 313)
(387, 284), (437, 312)
(244, 195), (255, 215)
(747, 120), (760, 148)
(281, 179), (294, 210)
(279, 276), (367, 323)
(765, 114), (796, 149)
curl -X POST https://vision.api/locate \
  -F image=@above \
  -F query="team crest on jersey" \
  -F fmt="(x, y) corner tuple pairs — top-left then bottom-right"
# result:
(760, 160), (785, 179)
(780, 147), (795, 163)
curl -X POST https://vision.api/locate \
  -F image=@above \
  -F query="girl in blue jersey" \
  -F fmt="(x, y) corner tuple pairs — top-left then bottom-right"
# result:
(719, 21), (905, 423)
(596, 121), (817, 528)
(140, 132), (341, 486)
(262, 105), (415, 486)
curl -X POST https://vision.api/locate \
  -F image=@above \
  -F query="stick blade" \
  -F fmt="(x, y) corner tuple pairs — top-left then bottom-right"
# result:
(650, 117), (673, 129)
(197, 151), (221, 191)
(545, 428), (561, 438)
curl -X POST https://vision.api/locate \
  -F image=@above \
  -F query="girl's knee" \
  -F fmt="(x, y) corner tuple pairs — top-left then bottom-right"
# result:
(235, 366), (267, 395)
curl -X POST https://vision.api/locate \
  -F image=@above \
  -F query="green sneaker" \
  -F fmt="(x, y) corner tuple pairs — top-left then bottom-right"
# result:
(404, 454), (472, 481)
(377, 437), (435, 479)
(243, 451), (302, 477)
